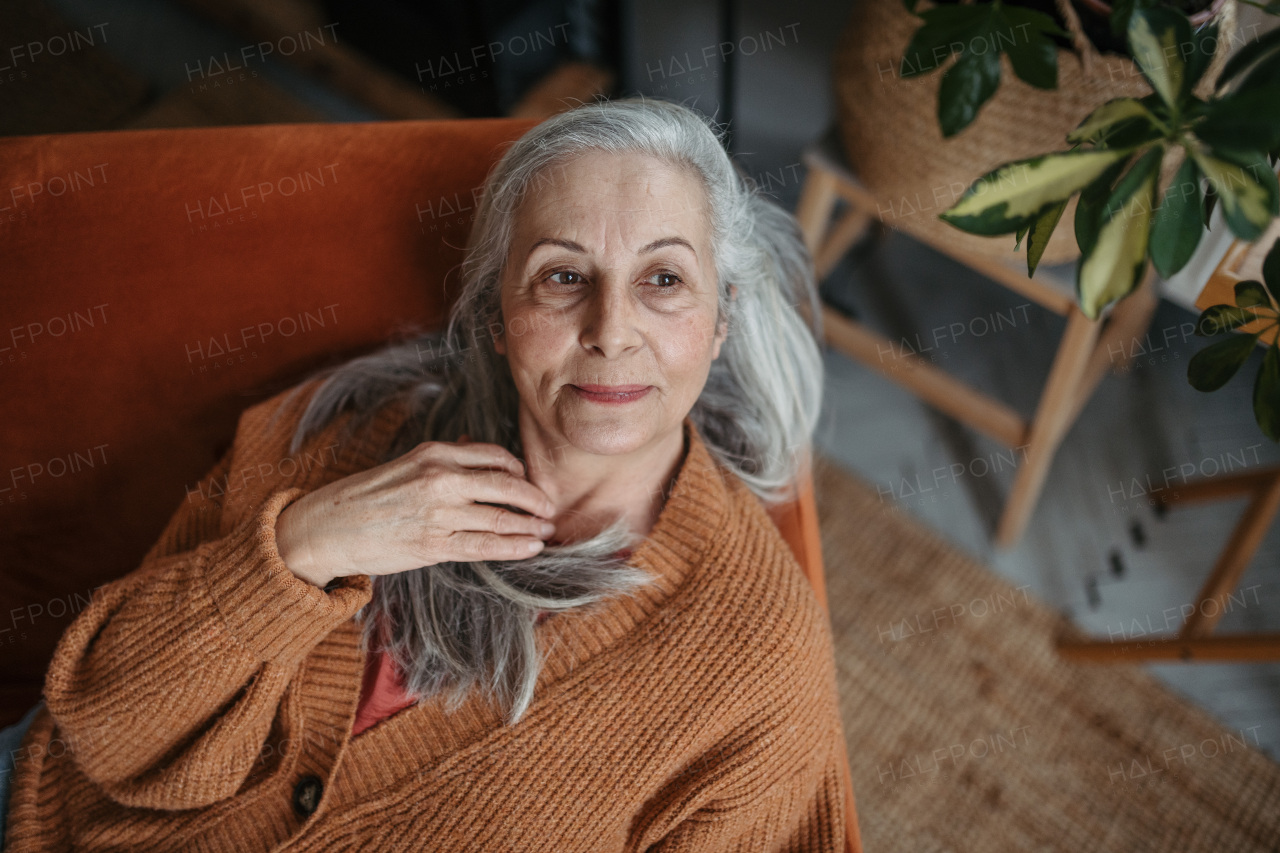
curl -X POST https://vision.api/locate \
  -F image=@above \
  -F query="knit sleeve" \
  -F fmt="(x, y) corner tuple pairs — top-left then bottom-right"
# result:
(39, 381), (372, 812)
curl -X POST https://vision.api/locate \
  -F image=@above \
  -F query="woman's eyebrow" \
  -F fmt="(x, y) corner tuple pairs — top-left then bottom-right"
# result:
(529, 237), (585, 254)
(639, 236), (697, 258)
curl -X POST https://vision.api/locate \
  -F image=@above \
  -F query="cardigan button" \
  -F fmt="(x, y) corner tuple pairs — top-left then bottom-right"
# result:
(292, 775), (323, 818)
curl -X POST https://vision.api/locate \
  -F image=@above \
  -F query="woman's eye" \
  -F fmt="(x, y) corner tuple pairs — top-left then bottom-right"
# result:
(548, 270), (583, 286)
(646, 272), (683, 288)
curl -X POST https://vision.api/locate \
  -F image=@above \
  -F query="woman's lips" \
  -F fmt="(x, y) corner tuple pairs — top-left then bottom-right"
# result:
(571, 384), (652, 403)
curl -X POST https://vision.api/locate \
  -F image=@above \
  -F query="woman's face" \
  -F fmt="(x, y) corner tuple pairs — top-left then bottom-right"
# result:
(494, 150), (726, 460)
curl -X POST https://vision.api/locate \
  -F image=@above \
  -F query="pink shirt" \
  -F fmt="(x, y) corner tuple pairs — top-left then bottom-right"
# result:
(351, 547), (631, 737)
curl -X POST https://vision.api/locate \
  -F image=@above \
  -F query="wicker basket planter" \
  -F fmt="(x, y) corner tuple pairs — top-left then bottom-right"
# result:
(833, 0), (1238, 266)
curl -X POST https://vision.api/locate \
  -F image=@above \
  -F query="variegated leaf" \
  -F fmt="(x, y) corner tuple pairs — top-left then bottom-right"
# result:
(1067, 98), (1160, 145)
(940, 148), (1134, 235)
(1190, 147), (1280, 241)
(1077, 149), (1161, 318)
(1128, 8), (1190, 110)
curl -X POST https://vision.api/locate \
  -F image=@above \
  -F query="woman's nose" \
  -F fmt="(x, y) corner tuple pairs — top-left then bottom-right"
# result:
(579, 278), (642, 358)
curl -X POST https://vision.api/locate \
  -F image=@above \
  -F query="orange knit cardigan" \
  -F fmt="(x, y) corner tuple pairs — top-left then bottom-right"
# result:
(5, 379), (850, 852)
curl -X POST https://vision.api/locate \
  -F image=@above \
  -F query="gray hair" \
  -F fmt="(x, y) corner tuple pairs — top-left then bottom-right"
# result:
(285, 97), (824, 726)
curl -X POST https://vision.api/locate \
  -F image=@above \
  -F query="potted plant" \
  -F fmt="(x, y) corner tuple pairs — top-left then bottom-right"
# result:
(899, 0), (1232, 137)
(831, 0), (1239, 266)
(936, 5), (1280, 320)
(1188, 237), (1280, 437)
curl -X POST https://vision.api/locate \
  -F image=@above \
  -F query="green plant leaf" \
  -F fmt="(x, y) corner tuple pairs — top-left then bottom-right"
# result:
(999, 4), (1068, 38)
(1202, 179), (1218, 227)
(900, 5), (991, 77)
(1237, 48), (1280, 90)
(1254, 343), (1280, 440)
(1102, 117), (1172, 150)
(1263, 238), (1280, 296)
(938, 43), (1002, 137)
(998, 9), (1057, 89)
(1188, 332), (1259, 390)
(1185, 21), (1220, 94)
(1183, 96), (1211, 122)
(1195, 86), (1280, 154)
(1150, 156), (1204, 278)
(942, 148), (1135, 235)
(1075, 157), (1135, 258)
(1077, 147), (1163, 318)
(1190, 145), (1280, 240)
(1067, 98), (1161, 145)
(1196, 304), (1261, 335)
(1216, 24), (1280, 91)
(1111, 0), (1139, 38)
(1014, 221), (1031, 249)
(1236, 279), (1273, 308)
(1115, 145), (1166, 205)
(1128, 7), (1192, 110)
(1237, 281), (1274, 312)
(1026, 198), (1067, 277)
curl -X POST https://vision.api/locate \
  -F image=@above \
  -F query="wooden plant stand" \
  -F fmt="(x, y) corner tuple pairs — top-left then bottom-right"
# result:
(794, 128), (1160, 548)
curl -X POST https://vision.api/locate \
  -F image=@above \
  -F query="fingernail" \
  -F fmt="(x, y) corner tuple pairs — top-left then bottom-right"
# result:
(527, 540), (544, 553)
(540, 521), (556, 537)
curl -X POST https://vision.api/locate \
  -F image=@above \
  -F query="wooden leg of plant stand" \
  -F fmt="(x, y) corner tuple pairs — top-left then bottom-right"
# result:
(1152, 467), (1280, 508)
(820, 305), (1028, 447)
(795, 167), (840, 262)
(1058, 468), (1280, 664)
(1102, 267), (1160, 373)
(995, 305), (1103, 548)
(1064, 270), (1160, 427)
(1180, 472), (1280, 638)
(814, 208), (874, 281)
(1057, 632), (1280, 662)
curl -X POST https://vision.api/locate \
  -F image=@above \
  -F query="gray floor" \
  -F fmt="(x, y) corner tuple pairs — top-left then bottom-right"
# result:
(46, 0), (1280, 761)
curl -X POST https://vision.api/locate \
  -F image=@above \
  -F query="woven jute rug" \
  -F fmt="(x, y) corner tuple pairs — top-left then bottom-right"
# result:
(816, 456), (1280, 852)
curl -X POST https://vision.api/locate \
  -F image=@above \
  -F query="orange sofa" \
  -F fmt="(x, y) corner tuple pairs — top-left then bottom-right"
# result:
(0, 117), (861, 851)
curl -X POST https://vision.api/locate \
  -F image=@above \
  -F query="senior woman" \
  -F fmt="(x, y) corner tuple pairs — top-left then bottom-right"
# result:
(1, 98), (853, 852)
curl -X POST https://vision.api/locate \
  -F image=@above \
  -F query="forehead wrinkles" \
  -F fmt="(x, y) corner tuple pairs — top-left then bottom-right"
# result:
(515, 162), (710, 257)
(528, 172), (702, 216)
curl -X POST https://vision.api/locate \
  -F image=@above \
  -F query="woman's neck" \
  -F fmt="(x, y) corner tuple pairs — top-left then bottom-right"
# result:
(519, 416), (688, 545)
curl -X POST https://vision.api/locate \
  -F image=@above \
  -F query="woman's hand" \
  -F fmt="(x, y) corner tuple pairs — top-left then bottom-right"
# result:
(275, 436), (557, 589)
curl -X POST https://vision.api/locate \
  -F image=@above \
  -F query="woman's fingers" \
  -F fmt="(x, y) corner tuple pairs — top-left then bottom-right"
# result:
(469, 470), (556, 519)
(427, 440), (526, 478)
(445, 530), (546, 562)
(448, 503), (557, 539)
(440, 467), (555, 519)
(278, 435), (555, 579)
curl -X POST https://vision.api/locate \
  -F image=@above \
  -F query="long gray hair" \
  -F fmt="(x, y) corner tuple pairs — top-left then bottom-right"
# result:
(285, 97), (824, 726)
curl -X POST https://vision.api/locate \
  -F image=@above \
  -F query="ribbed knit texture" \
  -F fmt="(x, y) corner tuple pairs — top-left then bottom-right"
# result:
(5, 379), (850, 852)
(352, 557), (623, 738)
